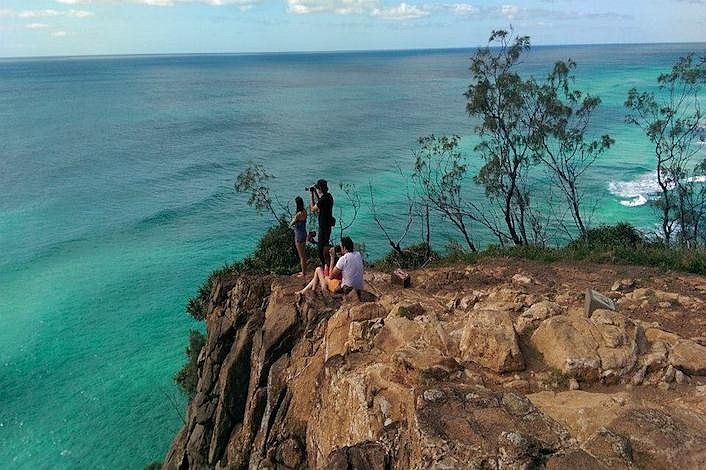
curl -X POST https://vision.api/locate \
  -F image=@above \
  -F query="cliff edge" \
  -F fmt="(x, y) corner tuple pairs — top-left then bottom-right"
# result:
(164, 259), (706, 469)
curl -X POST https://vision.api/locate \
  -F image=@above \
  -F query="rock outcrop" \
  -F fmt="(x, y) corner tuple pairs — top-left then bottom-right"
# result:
(164, 260), (706, 469)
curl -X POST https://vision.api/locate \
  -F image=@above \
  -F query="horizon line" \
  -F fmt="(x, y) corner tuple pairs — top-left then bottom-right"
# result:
(2, 39), (705, 61)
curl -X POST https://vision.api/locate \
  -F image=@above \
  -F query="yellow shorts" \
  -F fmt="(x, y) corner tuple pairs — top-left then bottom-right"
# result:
(327, 278), (341, 292)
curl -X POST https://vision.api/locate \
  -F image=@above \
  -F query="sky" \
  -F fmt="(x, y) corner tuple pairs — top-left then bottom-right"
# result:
(0, 0), (704, 57)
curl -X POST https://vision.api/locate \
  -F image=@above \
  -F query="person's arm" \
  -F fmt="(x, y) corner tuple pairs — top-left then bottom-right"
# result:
(328, 247), (337, 272)
(290, 212), (298, 226)
(310, 190), (319, 212)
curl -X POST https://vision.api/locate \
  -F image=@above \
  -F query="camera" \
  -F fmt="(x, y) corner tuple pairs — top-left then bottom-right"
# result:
(334, 245), (342, 254)
(306, 185), (317, 192)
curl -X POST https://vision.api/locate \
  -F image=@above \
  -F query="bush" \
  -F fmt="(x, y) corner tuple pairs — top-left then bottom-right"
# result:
(174, 329), (206, 399)
(570, 223), (647, 249)
(185, 221), (317, 320)
(248, 220), (307, 274)
(375, 242), (437, 271)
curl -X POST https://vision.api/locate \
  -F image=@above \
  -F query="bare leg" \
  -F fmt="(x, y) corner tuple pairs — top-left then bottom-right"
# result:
(314, 267), (328, 292)
(298, 267), (324, 294)
(295, 241), (306, 276)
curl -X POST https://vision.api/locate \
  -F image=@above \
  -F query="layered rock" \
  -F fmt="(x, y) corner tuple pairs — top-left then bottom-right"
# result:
(164, 261), (706, 469)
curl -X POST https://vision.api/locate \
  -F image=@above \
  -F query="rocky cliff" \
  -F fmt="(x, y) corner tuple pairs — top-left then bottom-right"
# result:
(164, 259), (706, 469)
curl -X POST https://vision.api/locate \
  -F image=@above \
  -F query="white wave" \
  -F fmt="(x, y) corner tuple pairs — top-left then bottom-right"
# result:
(608, 171), (660, 202)
(609, 171), (706, 207)
(619, 195), (648, 207)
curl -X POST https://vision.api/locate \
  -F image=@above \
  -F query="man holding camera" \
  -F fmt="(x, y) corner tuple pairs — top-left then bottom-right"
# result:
(309, 179), (334, 271)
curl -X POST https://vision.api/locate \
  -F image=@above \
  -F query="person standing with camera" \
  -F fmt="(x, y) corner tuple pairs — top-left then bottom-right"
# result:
(309, 179), (334, 273)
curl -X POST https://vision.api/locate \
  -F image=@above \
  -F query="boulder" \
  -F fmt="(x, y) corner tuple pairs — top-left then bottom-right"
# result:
(530, 316), (601, 381)
(531, 310), (641, 381)
(373, 314), (423, 353)
(514, 301), (564, 336)
(390, 302), (425, 319)
(391, 269), (411, 288)
(611, 278), (636, 292)
(459, 309), (524, 373)
(670, 339), (706, 376)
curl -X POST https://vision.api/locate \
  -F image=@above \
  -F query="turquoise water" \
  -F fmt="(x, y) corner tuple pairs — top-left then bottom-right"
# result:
(1, 44), (705, 468)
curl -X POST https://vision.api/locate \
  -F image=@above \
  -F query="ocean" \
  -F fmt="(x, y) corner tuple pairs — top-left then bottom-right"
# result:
(1, 43), (705, 468)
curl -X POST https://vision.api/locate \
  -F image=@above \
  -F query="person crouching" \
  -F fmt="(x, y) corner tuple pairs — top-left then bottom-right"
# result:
(297, 236), (363, 295)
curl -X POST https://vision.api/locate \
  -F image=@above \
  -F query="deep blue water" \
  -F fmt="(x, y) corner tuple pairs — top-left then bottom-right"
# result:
(1, 43), (705, 468)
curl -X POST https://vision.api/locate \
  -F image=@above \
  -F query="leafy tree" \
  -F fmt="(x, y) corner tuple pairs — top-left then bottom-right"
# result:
(234, 162), (288, 222)
(465, 30), (540, 246)
(412, 134), (478, 252)
(625, 53), (706, 246)
(533, 60), (614, 237)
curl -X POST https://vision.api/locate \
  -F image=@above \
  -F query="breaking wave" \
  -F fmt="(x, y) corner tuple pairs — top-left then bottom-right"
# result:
(609, 172), (706, 207)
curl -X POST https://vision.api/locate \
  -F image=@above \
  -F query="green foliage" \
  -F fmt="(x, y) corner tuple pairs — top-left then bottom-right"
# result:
(412, 135), (477, 251)
(143, 462), (162, 470)
(174, 329), (206, 399)
(374, 242), (437, 271)
(234, 162), (290, 222)
(625, 53), (706, 246)
(570, 223), (647, 250)
(185, 222), (314, 320)
(436, 223), (706, 276)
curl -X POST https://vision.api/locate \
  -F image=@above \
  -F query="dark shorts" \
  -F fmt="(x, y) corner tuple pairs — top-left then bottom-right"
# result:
(295, 229), (307, 243)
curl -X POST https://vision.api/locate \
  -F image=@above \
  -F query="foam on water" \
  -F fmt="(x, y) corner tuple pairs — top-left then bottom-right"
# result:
(608, 171), (658, 206)
(609, 171), (706, 207)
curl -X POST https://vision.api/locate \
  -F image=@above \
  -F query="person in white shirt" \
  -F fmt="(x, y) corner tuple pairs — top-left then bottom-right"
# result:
(297, 236), (364, 294)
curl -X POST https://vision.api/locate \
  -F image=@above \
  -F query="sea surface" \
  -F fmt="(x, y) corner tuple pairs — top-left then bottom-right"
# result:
(1, 43), (705, 468)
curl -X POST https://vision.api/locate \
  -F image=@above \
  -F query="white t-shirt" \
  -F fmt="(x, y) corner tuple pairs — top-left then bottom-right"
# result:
(335, 251), (364, 290)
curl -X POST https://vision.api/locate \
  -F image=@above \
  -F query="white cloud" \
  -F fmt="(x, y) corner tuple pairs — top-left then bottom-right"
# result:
(441, 3), (632, 22)
(55, 0), (259, 5)
(287, 0), (380, 15)
(14, 9), (93, 18)
(52, 30), (68, 36)
(447, 3), (478, 16)
(26, 22), (50, 29)
(287, 0), (428, 19)
(371, 2), (428, 20)
(68, 10), (95, 17)
(19, 10), (62, 18)
(501, 4), (520, 19)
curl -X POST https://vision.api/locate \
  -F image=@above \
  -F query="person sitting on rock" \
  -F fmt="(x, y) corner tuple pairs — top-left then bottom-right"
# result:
(297, 236), (364, 295)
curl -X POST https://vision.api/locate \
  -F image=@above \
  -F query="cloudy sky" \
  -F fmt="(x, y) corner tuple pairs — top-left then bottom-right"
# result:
(0, 0), (704, 57)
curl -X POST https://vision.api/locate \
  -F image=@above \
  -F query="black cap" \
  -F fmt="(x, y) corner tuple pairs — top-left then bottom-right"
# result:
(316, 179), (328, 191)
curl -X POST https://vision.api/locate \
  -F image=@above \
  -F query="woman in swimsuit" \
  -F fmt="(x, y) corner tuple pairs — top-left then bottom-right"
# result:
(291, 196), (307, 277)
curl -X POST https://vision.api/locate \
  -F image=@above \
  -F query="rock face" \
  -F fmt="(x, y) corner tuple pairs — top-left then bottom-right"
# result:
(459, 309), (524, 372)
(530, 309), (642, 381)
(164, 262), (706, 469)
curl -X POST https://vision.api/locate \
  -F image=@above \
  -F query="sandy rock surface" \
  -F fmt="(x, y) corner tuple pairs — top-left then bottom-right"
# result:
(164, 259), (706, 469)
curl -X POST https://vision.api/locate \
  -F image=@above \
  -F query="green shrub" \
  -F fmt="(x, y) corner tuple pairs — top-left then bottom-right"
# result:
(570, 223), (647, 249)
(375, 242), (437, 271)
(185, 221), (316, 320)
(174, 329), (206, 399)
(248, 220), (306, 274)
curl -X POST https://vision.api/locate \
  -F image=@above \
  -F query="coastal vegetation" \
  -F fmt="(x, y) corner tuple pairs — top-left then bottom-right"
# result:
(175, 29), (706, 407)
